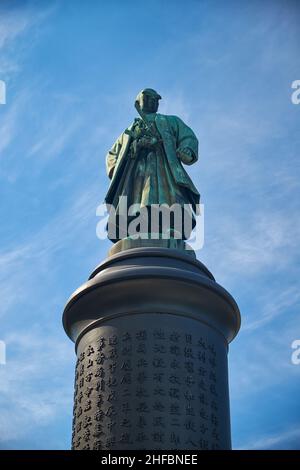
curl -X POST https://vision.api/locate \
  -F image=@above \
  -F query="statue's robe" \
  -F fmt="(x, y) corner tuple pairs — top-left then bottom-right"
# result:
(104, 113), (200, 240)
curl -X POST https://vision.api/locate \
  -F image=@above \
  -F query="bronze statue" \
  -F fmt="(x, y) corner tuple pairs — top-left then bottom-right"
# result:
(104, 88), (200, 242)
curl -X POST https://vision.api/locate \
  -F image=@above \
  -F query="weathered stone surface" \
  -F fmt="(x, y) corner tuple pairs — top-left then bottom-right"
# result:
(63, 247), (240, 450)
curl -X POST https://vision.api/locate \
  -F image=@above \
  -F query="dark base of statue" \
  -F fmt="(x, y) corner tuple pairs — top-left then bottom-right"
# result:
(63, 244), (240, 450)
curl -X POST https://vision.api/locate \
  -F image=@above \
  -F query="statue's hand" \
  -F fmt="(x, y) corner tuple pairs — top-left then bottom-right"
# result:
(139, 136), (158, 148)
(176, 147), (194, 164)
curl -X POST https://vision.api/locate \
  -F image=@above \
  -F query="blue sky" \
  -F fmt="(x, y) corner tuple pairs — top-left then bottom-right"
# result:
(0, 0), (299, 450)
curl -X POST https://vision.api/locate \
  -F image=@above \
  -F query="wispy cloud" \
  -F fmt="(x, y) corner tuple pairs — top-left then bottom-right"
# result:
(159, 89), (192, 123)
(200, 208), (300, 291)
(238, 426), (300, 450)
(0, 8), (32, 50)
(28, 112), (84, 162)
(0, 181), (108, 318)
(0, 329), (74, 446)
(0, 90), (31, 159)
(230, 313), (300, 399)
(0, 3), (56, 76)
(244, 286), (300, 332)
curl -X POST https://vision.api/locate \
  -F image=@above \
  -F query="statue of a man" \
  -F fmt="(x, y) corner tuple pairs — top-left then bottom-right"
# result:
(104, 88), (200, 242)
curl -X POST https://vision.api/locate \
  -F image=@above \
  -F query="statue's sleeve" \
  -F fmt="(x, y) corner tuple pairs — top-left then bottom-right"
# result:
(106, 133), (123, 179)
(172, 116), (199, 165)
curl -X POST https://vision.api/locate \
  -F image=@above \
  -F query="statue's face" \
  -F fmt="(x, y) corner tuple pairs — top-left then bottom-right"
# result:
(140, 94), (159, 113)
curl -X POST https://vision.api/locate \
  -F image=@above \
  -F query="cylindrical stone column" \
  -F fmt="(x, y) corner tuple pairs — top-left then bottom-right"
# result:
(63, 247), (240, 450)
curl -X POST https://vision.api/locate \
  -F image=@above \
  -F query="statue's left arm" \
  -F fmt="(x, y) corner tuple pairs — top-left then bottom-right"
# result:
(170, 116), (199, 166)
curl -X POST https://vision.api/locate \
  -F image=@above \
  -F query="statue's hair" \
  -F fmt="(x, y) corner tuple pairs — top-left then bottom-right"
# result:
(135, 88), (162, 104)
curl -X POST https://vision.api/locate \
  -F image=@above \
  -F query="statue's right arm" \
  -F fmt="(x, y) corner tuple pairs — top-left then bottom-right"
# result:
(106, 134), (123, 179)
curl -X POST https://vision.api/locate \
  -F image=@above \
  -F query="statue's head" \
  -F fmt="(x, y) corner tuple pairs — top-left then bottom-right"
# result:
(135, 88), (161, 114)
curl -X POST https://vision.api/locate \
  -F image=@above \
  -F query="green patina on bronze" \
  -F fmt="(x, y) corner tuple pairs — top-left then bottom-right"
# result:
(104, 88), (200, 242)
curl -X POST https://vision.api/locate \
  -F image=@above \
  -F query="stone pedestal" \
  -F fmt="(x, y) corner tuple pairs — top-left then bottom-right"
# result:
(63, 247), (240, 450)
